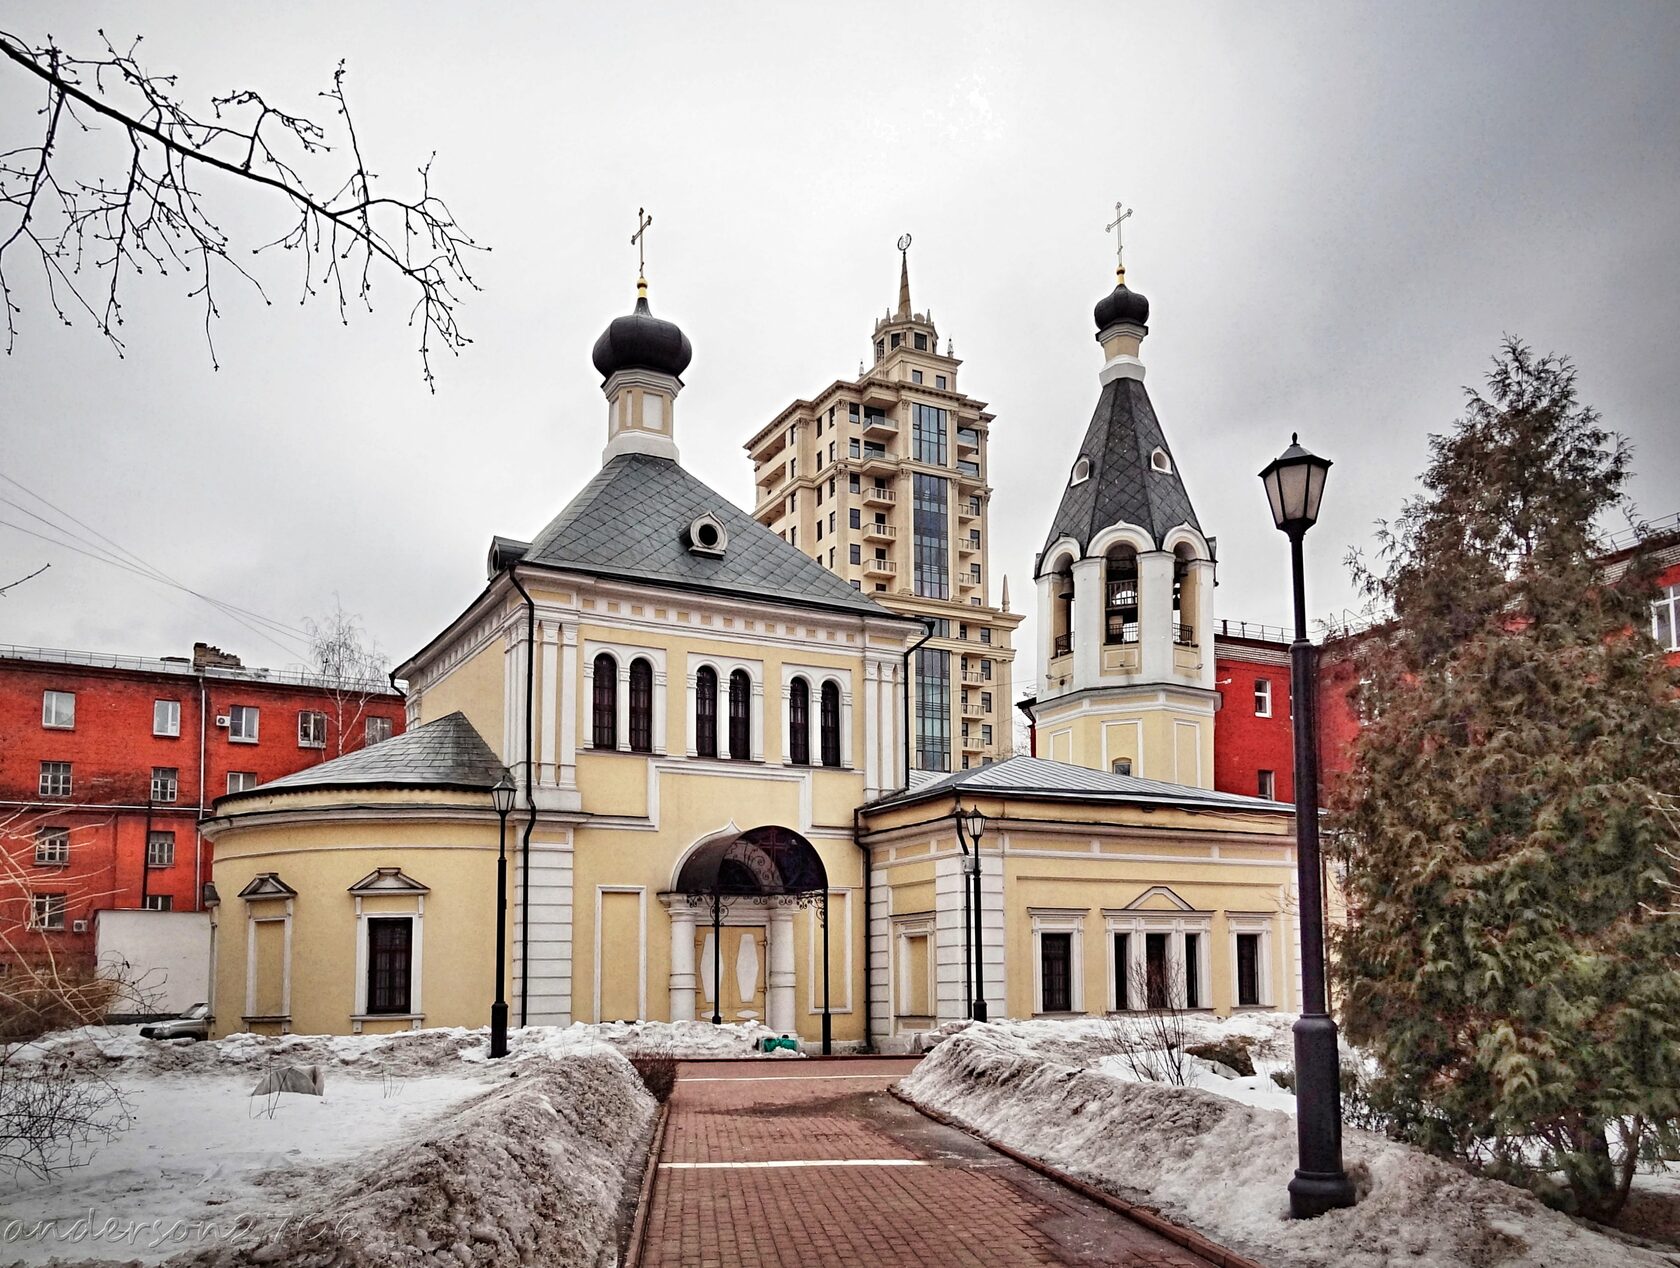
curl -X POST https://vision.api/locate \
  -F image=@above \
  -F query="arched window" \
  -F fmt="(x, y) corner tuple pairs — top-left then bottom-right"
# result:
(819, 681), (841, 767)
(1105, 545), (1139, 645)
(789, 677), (810, 766)
(591, 654), (618, 749)
(628, 658), (654, 753)
(1172, 545), (1198, 646)
(728, 670), (751, 760)
(1051, 560), (1075, 657)
(695, 666), (718, 758)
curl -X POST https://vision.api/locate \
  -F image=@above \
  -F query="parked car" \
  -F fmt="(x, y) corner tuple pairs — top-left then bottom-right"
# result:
(139, 1002), (210, 1041)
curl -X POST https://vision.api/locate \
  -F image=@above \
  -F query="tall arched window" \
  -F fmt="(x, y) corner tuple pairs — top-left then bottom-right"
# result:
(695, 665), (718, 758)
(728, 670), (751, 760)
(789, 677), (810, 766)
(1051, 560), (1075, 656)
(591, 653), (618, 749)
(1172, 545), (1197, 645)
(819, 681), (841, 767)
(628, 658), (654, 753)
(1106, 546), (1140, 645)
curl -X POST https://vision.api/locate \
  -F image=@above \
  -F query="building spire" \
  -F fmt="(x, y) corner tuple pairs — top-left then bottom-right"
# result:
(896, 232), (912, 318)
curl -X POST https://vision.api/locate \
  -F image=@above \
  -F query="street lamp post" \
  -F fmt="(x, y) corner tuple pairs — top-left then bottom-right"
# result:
(489, 769), (517, 1059)
(954, 805), (989, 1023)
(1259, 434), (1355, 1219)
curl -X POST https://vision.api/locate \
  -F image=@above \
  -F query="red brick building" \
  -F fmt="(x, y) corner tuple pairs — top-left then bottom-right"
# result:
(1, 642), (405, 971)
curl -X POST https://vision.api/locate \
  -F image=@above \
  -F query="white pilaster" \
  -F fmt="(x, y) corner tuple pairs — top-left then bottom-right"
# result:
(653, 666), (669, 756)
(1138, 549), (1176, 681)
(668, 903), (697, 1022)
(1072, 557), (1103, 687)
(559, 624), (579, 786)
(766, 908), (796, 1033)
(685, 672), (699, 757)
(539, 621), (559, 786)
(616, 662), (631, 752)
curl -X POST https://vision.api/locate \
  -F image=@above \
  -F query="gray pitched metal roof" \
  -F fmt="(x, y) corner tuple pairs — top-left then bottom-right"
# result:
(517, 453), (897, 618)
(1038, 377), (1201, 574)
(223, 711), (504, 800)
(874, 755), (1289, 814)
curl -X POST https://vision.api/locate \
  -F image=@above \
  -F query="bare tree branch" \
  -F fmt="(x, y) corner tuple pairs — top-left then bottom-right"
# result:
(0, 27), (483, 389)
(0, 561), (49, 595)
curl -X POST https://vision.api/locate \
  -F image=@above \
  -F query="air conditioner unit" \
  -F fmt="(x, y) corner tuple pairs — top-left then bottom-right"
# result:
(71, 919), (88, 933)
(215, 715), (231, 728)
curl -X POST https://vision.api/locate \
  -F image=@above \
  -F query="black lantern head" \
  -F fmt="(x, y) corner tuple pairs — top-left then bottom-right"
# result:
(1259, 434), (1331, 535)
(491, 769), (517, 816)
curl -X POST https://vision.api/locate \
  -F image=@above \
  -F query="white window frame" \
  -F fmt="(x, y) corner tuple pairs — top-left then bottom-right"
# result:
(584, 641), (669, 757)
(779, 664), (854, 770)
(1105, 902), (1213, 1012)
(891, 913), (936, 1023)
(1029, 907), (1087, 1015)
(1254, 678), (1272, 717)
(229, 705), (260, 743)
(38, 761), (71, 797)
(143, 895), (173, 912)
(41, 690), (75, 729)
(1654, 584), (1680, 653)
(683, 654), (765, 762)
(298, 710), (327, 748)
(227, 771), (259, 794)
(153, 699), (181, 737)
(1258, 769), (1276, 800)
(150, 767), (179, 803)
(1228, 914), (1276, 1009)
(147, 831), (176, 868)
(365, 716), (394, 745)
(34, 827), (70, 866)
(30, 893), (67, 931)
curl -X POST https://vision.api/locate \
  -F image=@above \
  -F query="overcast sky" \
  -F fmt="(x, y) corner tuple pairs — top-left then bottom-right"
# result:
(3, 2), (1677, 694)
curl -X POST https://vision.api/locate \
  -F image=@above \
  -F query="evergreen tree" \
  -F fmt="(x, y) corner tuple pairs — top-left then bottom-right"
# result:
(1331, 338), (1680, 1220)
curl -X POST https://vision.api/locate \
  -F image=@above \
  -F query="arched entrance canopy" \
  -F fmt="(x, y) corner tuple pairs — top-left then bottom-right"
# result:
(675, 825), (828, 898)
(674, 825), (833, 1053)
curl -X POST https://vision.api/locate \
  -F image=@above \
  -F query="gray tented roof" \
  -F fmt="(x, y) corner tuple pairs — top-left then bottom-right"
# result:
(873, 755), (1288, 814)
(1038, 376), (1201, 573)
(516, 452), (895, 618)
(225, 711), (504, 798)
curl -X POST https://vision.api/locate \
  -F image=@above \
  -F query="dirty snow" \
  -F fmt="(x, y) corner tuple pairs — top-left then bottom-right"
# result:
(2, 1022), (662, 1266)
(900, 1022), (1673, 1268)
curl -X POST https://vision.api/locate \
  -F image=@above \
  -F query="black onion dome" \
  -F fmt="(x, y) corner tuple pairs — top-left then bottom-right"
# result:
(1094, 281), (1149, 332)
(591, 295), (693, 380)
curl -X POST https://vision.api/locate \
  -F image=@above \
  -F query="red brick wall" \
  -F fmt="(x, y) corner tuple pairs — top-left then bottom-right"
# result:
(0, 653), (404, 971)
(1212, 641), (1297, 802)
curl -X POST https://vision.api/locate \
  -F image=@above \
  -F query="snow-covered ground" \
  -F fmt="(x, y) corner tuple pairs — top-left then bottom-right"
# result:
(901, 1019), (1678, 1268)
(2, 1019), (770, 1266)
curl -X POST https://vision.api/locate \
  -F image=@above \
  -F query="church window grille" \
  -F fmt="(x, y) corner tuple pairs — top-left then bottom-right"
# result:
(628, 659), (654, 753)
(819, 682), (841, 767)
(789, 678), (811, 766)
(592, 654), (618, 749)
(695, 666), (718, 758)
(728, 670), (751, 759)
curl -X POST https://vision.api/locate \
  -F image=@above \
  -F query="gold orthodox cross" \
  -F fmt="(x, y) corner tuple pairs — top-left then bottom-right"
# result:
(1106, 202), (1133, 279)
(631, 207), (653, 278)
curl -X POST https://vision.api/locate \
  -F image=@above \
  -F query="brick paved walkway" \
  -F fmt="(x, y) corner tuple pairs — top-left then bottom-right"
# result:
(637, 1059), (1216, 1268)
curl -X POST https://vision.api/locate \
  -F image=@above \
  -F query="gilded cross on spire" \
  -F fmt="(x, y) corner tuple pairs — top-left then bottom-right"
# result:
(1106, 202), (1133, 282)
(631, 207), (653, 290)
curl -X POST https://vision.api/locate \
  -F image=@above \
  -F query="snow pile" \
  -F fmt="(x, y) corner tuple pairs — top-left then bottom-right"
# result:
(532, 1017), (787, 1059)
(900, 1024), (1670, 1268)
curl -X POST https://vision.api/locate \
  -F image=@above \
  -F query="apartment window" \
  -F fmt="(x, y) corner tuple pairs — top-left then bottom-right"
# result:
(728, 670), (751, 760)
(628, 658), (654, 754)
(911, 369), (923, 384)
(695, 665), (718, 758)
(1236, 934), (1262, 1007)
(143, 895), (174, 912)
(849, 545), (861, 565)
(980, 660), (992, 681)
(828, 511), (835, 534)
(30, 893), (66, 931)
(816, 521), (824, 541)
(828, 548), (835, 569)
(790, 527), (797, 548)
(915, 332), (929, 351)
(367, 714), (395, 745)
(592, 654), (618, 748)
(147, 831), (176, 867)
(227, 771), (259, 794)
(1040, 933), (1073, 1012)
(816, 482), (824, 505)
(366, 917), (413, 1014)
(848, 438), (861, 459)
(912, 403), (948, 466)
(890, 333), (901, 349)
(298, 710), (328, 748)
(819, 681), (842, 767)
(912, 473), (950, 600)
(828, 442), (836, 464)
(34, 828), (70, 867)
(980, 723), (992, 746)
(1653, 585), (1680, 651)
(150, 767), (179, 803)
(849, 402), (860, 420)
(229, 705), (259, 742)
(41, 690), (75, 729)
(936, 374), (947, 390)
(849, 508), (861, 529)
(39, 761), (71, 797)
(980, 628), (992, 645)
(981, 691), (993, 712)
(849, 474), (861, 492)
(153, 699), (181, 737)
(790, 457), (797, 479)
(783, 677), (810, 766)
(1254, 678), (1272, 717)
(915, 647), (951, 772)
(1258, 770), (1276, 800)
(969, 562), (982, 584)
(788, 491), (797, 513)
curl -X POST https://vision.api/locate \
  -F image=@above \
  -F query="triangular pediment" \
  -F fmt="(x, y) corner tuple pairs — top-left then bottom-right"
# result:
(238, 872), (296, 900)
(1125, 885), (1194, 912)
(348, 867), (430, 895)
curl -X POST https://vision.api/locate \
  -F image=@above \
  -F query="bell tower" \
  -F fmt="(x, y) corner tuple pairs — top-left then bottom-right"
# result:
(1030, 215), (1217, 786)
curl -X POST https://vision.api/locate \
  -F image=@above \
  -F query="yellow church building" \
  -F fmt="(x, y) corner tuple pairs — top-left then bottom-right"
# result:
(202, 241), (1304, 1050)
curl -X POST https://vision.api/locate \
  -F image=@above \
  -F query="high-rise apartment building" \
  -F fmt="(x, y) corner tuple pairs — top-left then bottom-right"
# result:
(745, 245), (1021, 771)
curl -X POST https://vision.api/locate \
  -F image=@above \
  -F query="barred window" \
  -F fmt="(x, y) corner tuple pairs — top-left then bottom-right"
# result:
(728, 670), (751, 759)
(789, 678), (810, 766)
(592, 654), (618, 749)
(819, 681), (841, 767)
(695, 665), (718, 758)
(628, 658), (654, 754)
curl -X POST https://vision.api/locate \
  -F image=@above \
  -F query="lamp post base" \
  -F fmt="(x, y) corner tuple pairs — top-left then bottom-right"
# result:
(1289, 1169), (1358, 1219)
(1288, 1013), (1355, 1217)
(490, 1002), (509, 1059)
(971, 1000), (988, 1023)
